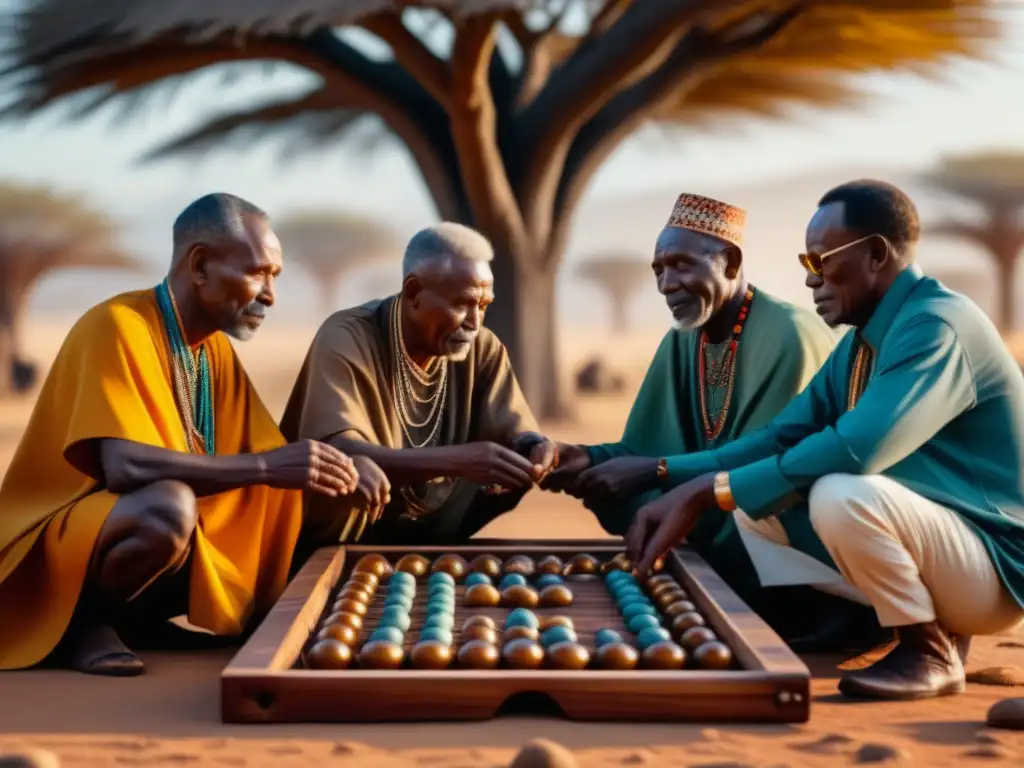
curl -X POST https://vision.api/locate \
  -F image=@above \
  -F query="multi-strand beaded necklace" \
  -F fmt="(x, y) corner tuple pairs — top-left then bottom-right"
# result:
(698, 287), (755, 442)
(155, 279), (215, 455)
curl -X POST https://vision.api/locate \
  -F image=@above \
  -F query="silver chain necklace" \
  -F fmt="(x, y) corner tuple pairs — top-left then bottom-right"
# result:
(390, 297), (448, 448)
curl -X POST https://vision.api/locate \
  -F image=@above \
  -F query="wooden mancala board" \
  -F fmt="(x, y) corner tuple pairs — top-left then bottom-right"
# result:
(221, 540), (810, 723)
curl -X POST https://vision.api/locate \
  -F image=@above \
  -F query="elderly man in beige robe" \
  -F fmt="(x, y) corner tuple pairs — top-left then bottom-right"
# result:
(280, 222), (558, 562)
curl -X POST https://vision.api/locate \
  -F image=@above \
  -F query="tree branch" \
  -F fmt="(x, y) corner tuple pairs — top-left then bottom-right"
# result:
(449, 15), (527, 254)
(514, 0), (750, 249)
(359, 12), (453, 110)
(545, 4), (810, 267)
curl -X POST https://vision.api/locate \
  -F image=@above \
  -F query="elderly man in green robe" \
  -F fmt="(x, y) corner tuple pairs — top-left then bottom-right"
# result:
(627, 179), (1024, 701)
(545, 193), (845, 645)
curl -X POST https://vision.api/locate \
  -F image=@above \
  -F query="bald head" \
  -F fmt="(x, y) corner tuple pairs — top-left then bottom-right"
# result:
(172, 193), (269, 267)
(402, 222), (494, 282)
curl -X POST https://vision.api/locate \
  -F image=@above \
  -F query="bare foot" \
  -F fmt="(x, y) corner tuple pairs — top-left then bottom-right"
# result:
(69, 624), (144, 676)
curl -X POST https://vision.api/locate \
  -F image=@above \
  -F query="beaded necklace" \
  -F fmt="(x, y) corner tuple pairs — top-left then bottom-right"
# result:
(698, 287), (755, 442)
(847, 341), (874, 411)
(155, 279), (215, 455)
(389, 296), (448, 449)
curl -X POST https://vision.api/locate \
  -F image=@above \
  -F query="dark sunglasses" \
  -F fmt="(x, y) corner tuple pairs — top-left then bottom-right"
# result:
(798, 234), (888, 276)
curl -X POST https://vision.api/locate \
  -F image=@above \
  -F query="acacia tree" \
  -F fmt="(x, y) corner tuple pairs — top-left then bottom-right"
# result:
(577, 252), (651, 332)
(275, 209), (400, 316)
(0, 1), (1000, 417)
(922, 151), (1024, 333)
(0, 181), (139, 396)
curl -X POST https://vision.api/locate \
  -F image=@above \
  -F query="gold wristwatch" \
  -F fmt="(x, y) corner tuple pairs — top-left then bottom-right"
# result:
(713, 471), (737, 512)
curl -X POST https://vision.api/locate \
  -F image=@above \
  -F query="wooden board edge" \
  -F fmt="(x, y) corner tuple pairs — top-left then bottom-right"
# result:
(670, 547), (809, 678)
(221, 546), (345, 674)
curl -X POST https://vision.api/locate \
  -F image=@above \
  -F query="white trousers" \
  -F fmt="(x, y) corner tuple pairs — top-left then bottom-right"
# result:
(734, 473), (1024, 636)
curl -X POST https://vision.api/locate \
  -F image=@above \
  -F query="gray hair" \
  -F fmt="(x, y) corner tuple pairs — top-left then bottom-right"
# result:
(402, 222), (494, 280)
(171, 192), (268, 264)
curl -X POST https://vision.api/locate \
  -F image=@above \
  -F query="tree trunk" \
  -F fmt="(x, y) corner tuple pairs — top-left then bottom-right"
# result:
(996, 251), (1019, 334)
(486, 249), (571, 422)
(609, 290), (629, 334)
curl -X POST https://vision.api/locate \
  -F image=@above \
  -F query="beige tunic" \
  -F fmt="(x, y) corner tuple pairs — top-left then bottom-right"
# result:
(279, 295), (539, 545)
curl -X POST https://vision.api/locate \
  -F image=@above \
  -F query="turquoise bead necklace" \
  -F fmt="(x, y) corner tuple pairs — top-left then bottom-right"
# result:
(155, 279), (216, 455)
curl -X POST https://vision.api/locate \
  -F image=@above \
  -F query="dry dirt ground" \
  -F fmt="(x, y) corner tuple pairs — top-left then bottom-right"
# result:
(1, 321), (1022, 767)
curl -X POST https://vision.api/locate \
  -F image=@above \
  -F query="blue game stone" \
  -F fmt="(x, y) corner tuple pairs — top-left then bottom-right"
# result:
(627, 614), (662, 633)
(384, 593), (414, 610)
(370, 626), (404, 645)
(390, 571), (415, 587)
(428, 593), (455, 608)
(423, 613), (454, 630)
(621, 602), (657, 621)
(464, 572), (491, 587)
(614, 584), (644, 600)
(379, 607), (412, 632)
(540, 626), (578, 647)
(388, 584), (417, 601)
(534, 574), (563, 590)
(428, 572), (455, 587)
(636, 626), (672, 650)
(606, 570), (630, 583)
(499, 574), (528, 590)
(505, 608), (539, 629)
(419, 627), (454, 646)
(428, 588), (455, 603)
(425, 606), (454, 626)
(594, 629), (623, 648)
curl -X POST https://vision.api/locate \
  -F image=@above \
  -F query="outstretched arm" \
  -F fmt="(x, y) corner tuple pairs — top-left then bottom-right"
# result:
(97, 439), (266, 497)
(729, 317), (975, 519)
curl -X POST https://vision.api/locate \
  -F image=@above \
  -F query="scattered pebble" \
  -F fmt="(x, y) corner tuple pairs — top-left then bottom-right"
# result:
(997, 641), (1024, 649)
(619, 752), (650, 764)
(853, 743), (910, 763)
(0, 749), (60, 768)
(968, 667), (1024, 686)
(508, 739), (577, 768)
(963, 745), (1015, 760)
(700, 729), (723, 741)
(976, 732), (1003, 745)
(987, 698), (1024, 730)
(792, 733), (855, 755)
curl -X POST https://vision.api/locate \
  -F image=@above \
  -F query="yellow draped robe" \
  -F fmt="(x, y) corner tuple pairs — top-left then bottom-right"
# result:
(0, 289), (304, 670)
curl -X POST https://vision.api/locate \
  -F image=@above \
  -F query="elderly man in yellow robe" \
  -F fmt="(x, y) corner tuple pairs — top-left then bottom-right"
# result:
(0, 193), (359, 677)
(280, 222), (558, 559)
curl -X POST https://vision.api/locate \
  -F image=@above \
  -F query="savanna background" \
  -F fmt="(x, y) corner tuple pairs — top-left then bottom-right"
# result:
(3, 1), (1024, 766)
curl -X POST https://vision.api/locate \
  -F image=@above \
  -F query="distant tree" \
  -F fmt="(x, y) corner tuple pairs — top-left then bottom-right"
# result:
(922, 152), (1024, 333)
(275, 210), (399, 317)
(0, 1), (1002, 417)
(0, 182), (139, 396)
(576, 252), (651, 332)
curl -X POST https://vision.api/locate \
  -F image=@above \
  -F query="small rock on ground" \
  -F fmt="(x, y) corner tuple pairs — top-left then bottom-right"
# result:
(508, 739), (577, 768)
(987, 698), (1024, 730)
(0, 750), (60, 768)
(963, 745), (1016, 760)
(853, 743), (910, 763)
(968, 667), (1024, 686)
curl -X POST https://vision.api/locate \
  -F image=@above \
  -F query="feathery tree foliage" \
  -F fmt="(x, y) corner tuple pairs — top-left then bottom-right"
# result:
(0, 0), (1003, 416)
(275, 209), (400, 316)
(923, 151), (1024, 333)
(577, 252), (651, 332)
(0, 181), (138, 396)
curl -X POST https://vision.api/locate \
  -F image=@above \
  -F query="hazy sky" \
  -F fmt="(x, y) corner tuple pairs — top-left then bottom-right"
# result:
(1, 3), (1023, 325)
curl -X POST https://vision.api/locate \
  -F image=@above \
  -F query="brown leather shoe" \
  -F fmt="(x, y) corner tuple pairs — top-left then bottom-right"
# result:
(838, 621), (965, 700)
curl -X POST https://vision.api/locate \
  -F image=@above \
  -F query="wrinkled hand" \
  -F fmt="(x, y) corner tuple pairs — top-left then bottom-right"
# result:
(260, 439), (359, 497)
(575, 456), (660, 506)
(448, 442), (537, 489)
(540, 443), (590, 494)
(528, 438), (559, 484)
(626, 475), (716, 575)
(351, 455), (391, 523)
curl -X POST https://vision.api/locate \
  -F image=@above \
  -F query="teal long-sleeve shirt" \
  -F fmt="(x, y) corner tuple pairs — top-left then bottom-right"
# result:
(666, 265), (1024, 608)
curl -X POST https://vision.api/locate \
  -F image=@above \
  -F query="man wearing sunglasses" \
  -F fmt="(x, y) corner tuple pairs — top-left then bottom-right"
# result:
(542, 193), (842, 641)
(626, 179), (1024, 701)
